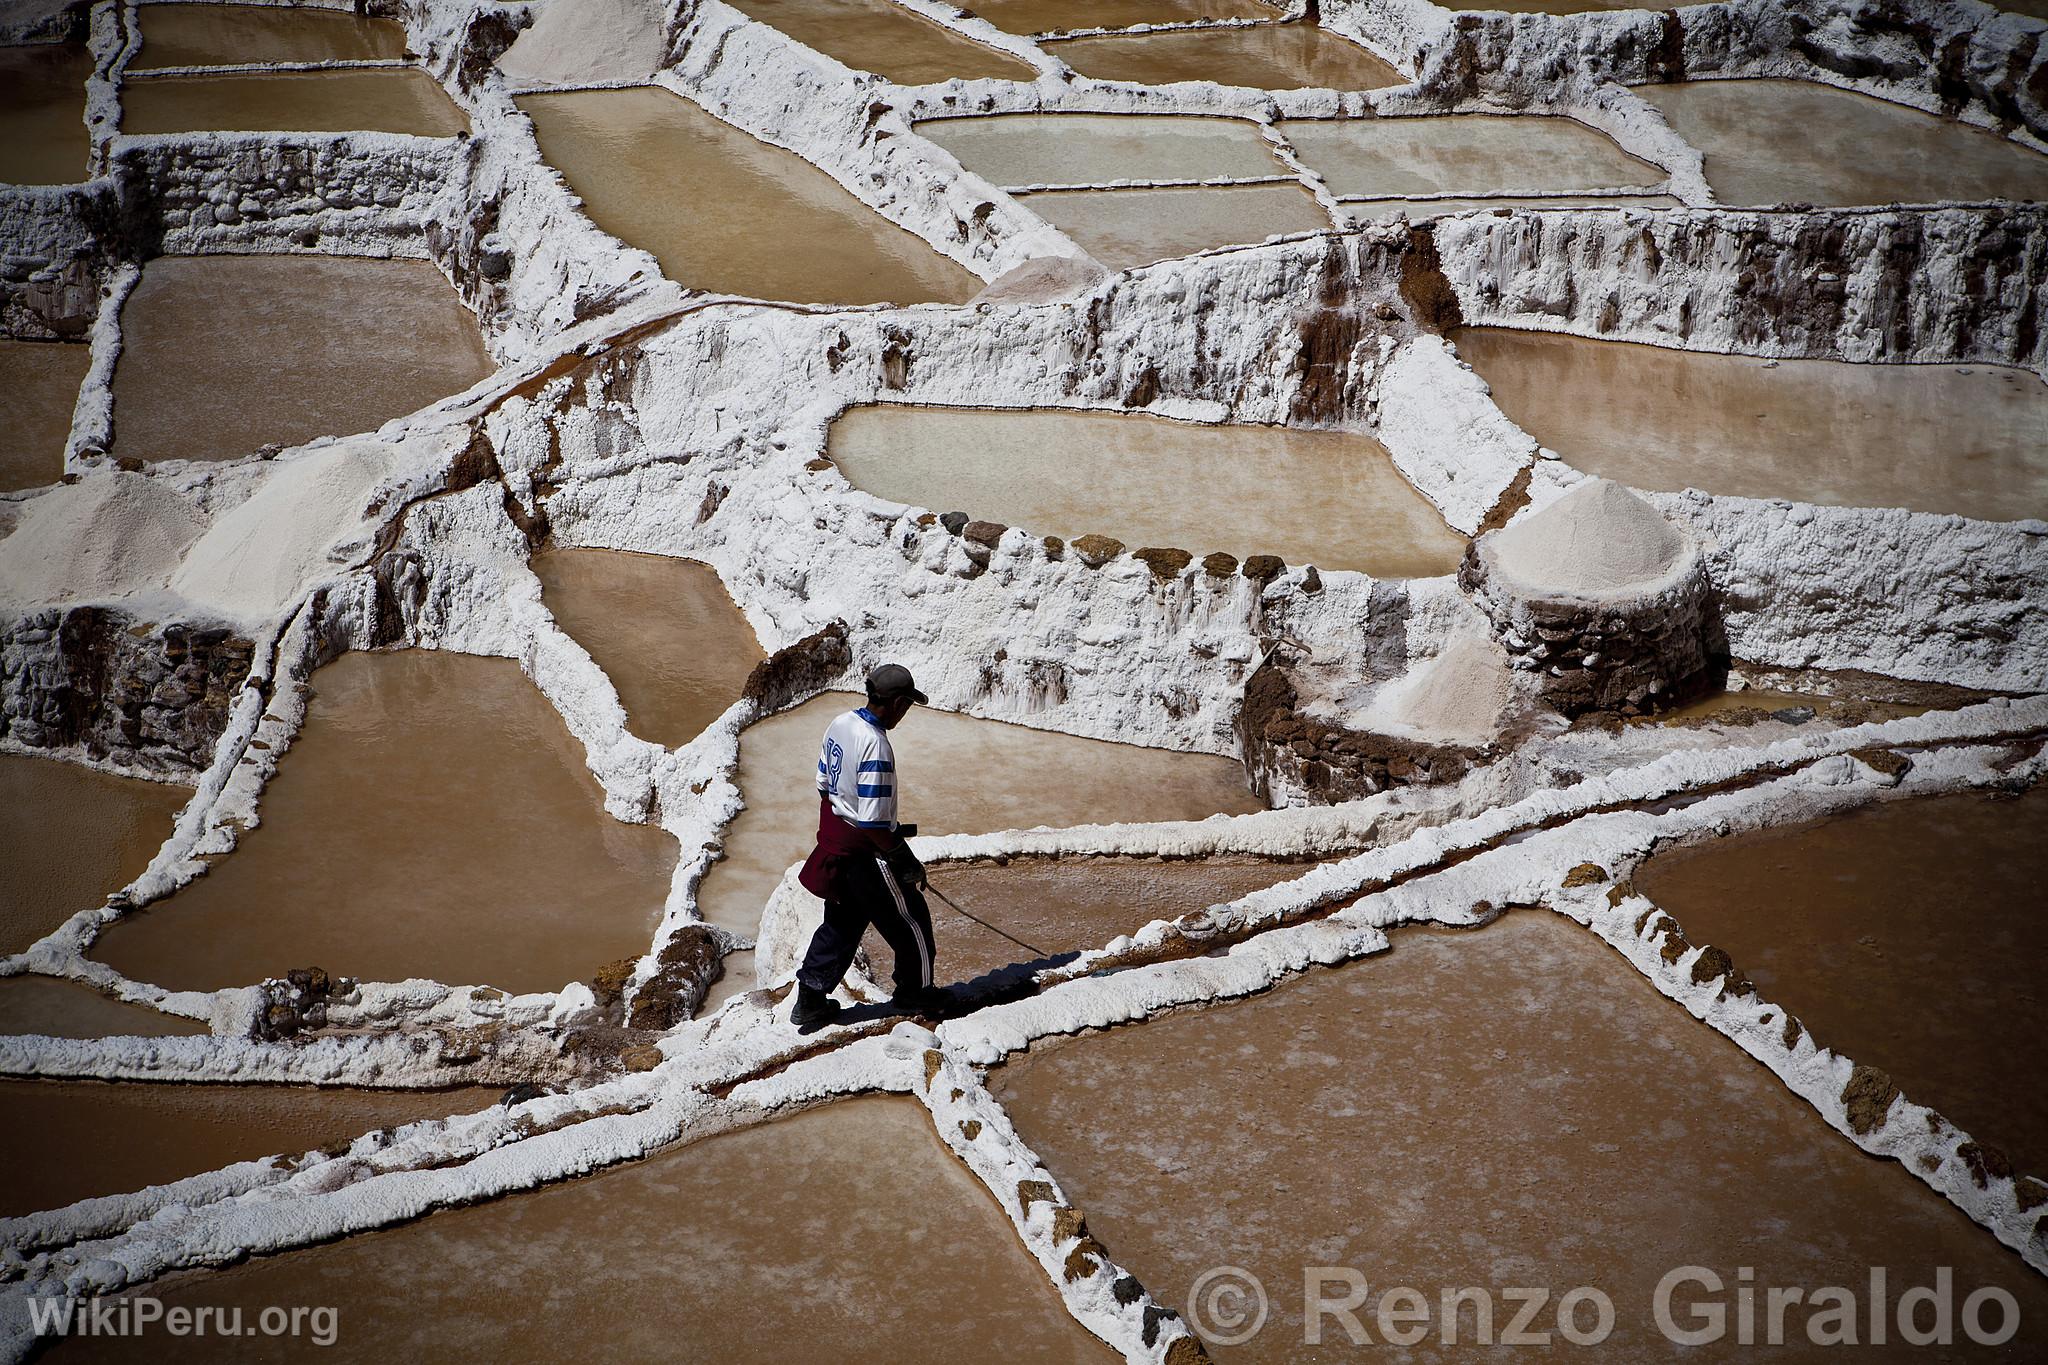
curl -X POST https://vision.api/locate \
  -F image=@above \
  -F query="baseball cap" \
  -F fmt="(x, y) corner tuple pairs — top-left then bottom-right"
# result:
(866, 663), (928, 706)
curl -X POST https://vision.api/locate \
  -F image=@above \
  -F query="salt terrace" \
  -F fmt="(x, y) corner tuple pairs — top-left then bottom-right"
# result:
(0, 0), (2043, 1359)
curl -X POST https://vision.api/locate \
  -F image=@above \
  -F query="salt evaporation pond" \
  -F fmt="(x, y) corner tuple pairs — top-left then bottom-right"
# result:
(0, 1082), (494, 1219)
(992, 912), (2048, 1360)
(1016, 184), (1329, 268)
(1639, 785), (2048, 1180)
(0, 339), (89, 490)
(699, 690), (1261, 1008)
(121, 68), (467, 137)
(828, 405), (1468, 576)
(131, 4), (408, 69)
(0, 977), (205, 1041)
(866, 854), (1309, 988)
(1, 754), (189, 957)
(531, 547), (763, 750)
(0, 42), (90, 184)
(916, 112), (1289, 186)
(519, 87), (980, 305)
(724, 0), (1036, 84)
(89, 1098), (1118, 1362)
(1436, 0), (1671, 10)
(112, 255), (492, 463)
(1342, 193), (1679, 222)
(92, 651), (678, 996)
(1452, 329), (2048, 521)
(973, 0), (1274, 33)
(1046, 23), (1402, 90)
(1637, 79), (2048, 207)
(1283, 113), (1662, 199)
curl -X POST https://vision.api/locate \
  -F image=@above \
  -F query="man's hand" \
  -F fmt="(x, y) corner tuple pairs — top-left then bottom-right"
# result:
(889, 843), (928, 892)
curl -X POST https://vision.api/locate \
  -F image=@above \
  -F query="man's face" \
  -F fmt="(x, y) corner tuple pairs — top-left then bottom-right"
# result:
(875, 695), (915, 730)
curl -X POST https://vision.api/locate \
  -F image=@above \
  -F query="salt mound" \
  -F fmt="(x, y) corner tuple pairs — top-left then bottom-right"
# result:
(169, 440), (396, 624)
(0, 471), (207, 608)
(971, 256), (1110, 306)
(1487, 478), (1687, 598)
(498, 0), (667, 88)
(1367, 632), (1514, 744)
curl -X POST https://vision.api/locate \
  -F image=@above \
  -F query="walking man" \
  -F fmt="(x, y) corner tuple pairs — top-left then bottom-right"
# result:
(790, 664), (943, 1030)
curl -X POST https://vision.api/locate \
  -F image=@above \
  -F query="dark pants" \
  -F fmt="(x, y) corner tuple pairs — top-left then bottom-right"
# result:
(796, 853), (935, 995)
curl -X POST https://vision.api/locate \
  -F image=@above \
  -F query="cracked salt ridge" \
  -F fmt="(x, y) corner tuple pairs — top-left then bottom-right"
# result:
(0, 41), (90, 184)
(129, 4), (406, 70)
(829, 403), (1468, 576)
(109, 255), (493, 465)
(1639, 78), (2048, 208)
(80, 1096), (1119, 1363)
(0, 1080), (498, 1221)
(697, 689), (1262, 1007)
(989, 908), (2048, 1361)
(0, 340), (88, 491)
(1637, 783), (2048, 1179)
(91, 649), (679, 998)
(1452, 328), (2048, 523)
(120, 67), (469, 137)
(516, 85), (983, 305)
(1046, 20), (1406, 91)
(0, 754), (188, 958)
(724, 0), (1039, 85)
(530, 547), (763, 750)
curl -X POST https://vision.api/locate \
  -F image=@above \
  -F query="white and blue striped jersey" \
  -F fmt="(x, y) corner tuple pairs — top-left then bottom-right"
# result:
(816, 706), (897, 830)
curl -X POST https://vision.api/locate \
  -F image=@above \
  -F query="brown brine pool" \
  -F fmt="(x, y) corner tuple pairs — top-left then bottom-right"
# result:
(0, 1081), (495, 1218)
(724, 0), (1036, 84)
(991, 911), (2048, 1360)
(121, 68), (467, 137)
(1451, 328), (2048, 521)
(0, 42), (90, 184)
(1637, 79), (2048, 207)
(828, 404), (1467, 575)
(2, 753), (190, 956)
(131, 4), (408, 69)
(519, 87), (981, 305)
(531, 548), (763, 750)
(73, 1098), (1117, 1361)
(916, 112), (1288, 186)
(0, 339), (90, 490)
(1283, 113), (1662, 198)
(1015, 183), (1329, 269)
(1046, 23), (1402, 91)
(92, 650), (678, 995)
(112, 255), (492, 463)
(973, 0), (1276, 33)
(1638, 785), (2048, 1179)
(0, 977), (206, 1041)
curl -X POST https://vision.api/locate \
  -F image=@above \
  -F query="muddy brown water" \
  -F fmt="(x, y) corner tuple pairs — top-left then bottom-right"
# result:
(828, 405), (1468, 576)
(1047, 23), (1403, 90)
(1341, 193), (1681, 222)
(1, 754), (189, 957)
(916, 111), (1289, 186)
(112, 255), (492, 463)
(92, 650), (678, 995)
(1638, 79), (2048, 207)
(1642, 687), (1925, 727)
(120, 68), (467, 136)
(1451, 328), (2048, 522)
(519, 87), (980, 306)
(1284, 114), (1662, 198)
(0, 339), (89, 491)
(0, 977), (206, 1040)
(1016, 183), (1330, 268)
(72, 1097), (1118, 1361)
(0, 1081), (495, 1219)
(974, 0), (1277, 34)
(1435, 0), (1670, 10)
(132, 4), (407, 69)
(725, 0), (1036, 84)
(696, 691), (1261, 1008)
(1638, 786), (2048, 1181)
(0, 42), (90, 184)
(862, 854), (1310, 989)
(531, 548), (763, 751)
(991, 911), (2048, 1360)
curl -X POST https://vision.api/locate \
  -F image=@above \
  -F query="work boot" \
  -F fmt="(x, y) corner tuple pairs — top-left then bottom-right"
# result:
(790, 984), (841, 1031)
(889, 985), (950, 1018)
